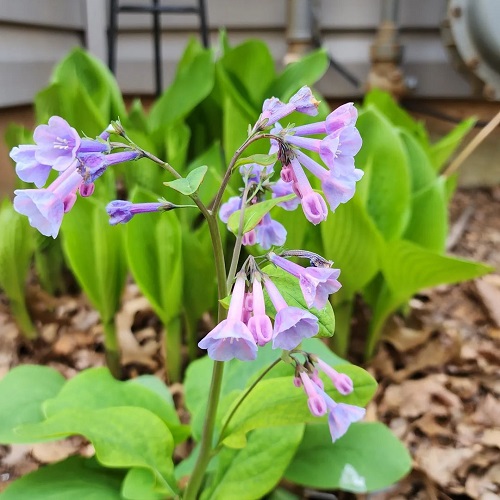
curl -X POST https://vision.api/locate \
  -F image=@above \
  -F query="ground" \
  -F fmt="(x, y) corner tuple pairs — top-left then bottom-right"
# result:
(0, 187), (499, 499)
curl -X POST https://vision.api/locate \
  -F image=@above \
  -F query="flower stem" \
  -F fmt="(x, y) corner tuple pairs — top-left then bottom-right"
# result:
(216, 357), (282, 448)
(102, 319), (122, 379)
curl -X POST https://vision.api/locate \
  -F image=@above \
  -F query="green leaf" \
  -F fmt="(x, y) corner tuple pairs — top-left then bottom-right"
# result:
(61, 196), (127, 324)
(366, 240), (493, 355)
(16, 407), (177, 497)
(382, 239), (492, 298)
(219, 39), (276, 108)
(43, 368), (188, 445)
(267, 49), (329, 101)
(262, 265), (335, 339)
(1, 456), (125, 499)
(356, 107), (411, 240)
(126, 187), (183, 326)
(285, 422), (411, 493)
(0, 365), (65, 444)
(163, 165), (208, 195)
(429, 117), (475, 171)
(220, 367), (376, 448)
(403, 178), (448, 252)
(149, 40), (214, 130)
(363, 89), (428, 143)
(0, 200), (35, 336)
(205, 426), (304, 500)
(399, 130), (436, 193)
(51, 47), (126, 120)
(320, 196), (383, 298)
(234, 153), (277, 170)
(227, 195), (295, 234)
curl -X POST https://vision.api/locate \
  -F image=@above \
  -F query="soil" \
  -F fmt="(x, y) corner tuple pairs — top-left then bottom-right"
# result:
(0, 186), (499, 499)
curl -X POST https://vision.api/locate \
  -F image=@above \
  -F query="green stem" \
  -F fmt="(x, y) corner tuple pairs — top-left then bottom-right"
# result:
(165, 317), (182, 383)
(216, 358), (281, 448)
(183, 211), (227, 500)
(102, 319), (122, 379)
(226, 181), (252, 290)
(10, 299), (37, 340)
(330, 298), (354, 358)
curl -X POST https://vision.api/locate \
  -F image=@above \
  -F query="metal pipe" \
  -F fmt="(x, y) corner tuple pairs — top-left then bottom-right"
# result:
(381, 0), (400, 23)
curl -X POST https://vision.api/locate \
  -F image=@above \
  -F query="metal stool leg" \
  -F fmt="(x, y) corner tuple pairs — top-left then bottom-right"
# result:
(152, 0), (163, 96)
(108, 0), (119, 73)
(198, 0), (209, 48)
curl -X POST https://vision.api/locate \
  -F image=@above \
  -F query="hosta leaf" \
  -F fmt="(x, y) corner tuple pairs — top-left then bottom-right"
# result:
(285, 422), (411, 493)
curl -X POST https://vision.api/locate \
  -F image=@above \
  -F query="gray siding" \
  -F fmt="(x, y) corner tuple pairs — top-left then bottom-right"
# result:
(0, 0), (475, 108)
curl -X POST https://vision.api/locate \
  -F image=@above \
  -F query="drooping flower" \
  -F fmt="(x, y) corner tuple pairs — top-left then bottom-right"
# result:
(263, 277), (318, 350)
(254, 213), (287, 250)
(247, 277), (273, 346)
(296, 366), (364, 442)
(314, 357), (353, 395)
(9, 146), (53, 188)
(295, 150), (363, 212)
(13, 168), (84, 238)
(106, 200), (174, 225)
(257, 86), (320, 129)
(77, 151), (141, 184)
(268, 251), (341, 309)
(290, 102), (358, 137)
(198, 272), (257, 361)
(289, 158), (328, 225)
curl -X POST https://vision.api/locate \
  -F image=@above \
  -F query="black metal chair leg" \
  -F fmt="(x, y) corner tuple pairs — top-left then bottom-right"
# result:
(108, 0), (119, 74)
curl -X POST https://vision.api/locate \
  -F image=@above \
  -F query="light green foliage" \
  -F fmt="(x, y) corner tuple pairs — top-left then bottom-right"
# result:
(0, 365), (65, 443)
(1, 456), (125, 499)
(285, 422), (412, 493)
(0, 200), (35, 337)
(163, 165), (208, 195)
(202, 426), (304, 500)
(61, 195), (127, 326)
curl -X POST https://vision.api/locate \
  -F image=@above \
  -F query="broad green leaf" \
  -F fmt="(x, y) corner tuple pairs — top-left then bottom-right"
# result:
(0, 365), (65, 443)
(300, 338), (349, 367)
(220, 39), (276, 108)
(403, 178), (448, 252)
(356, 107), (411, 240)
(399, 130), (436, 193)
(221, 368), (376, 448)
(165, 120), (191, 174)
(16, 407), (177, 497)
(1, 456), (125, 500)
(163, 165), (208, 195)
(268, 489), (300, 500)
(320, 196), (383, 298)
(126, 187), (183, 326)
(285, 422), (411, 493)
(149, 41), (214, 130)
(234, 153), (277, 170)
(382, 239), (492, 298)
(262, 265), (335, 339)
(429, 117), (475, 171)
(0, 200), (35, 336)
(61, 196), (127, 324)
(272, 205), (309, 250)
(43, 368), (188, 445)
(366, 240), (493, 356)
(267, 49), (329, 101)
(125, 98), (149, 132)
(122, 468), (167, 500)
(205, 426), (304, 500)
(363, 89), (428, 143)
(227, 194), (295, 234)
(51, 47), (126, 120)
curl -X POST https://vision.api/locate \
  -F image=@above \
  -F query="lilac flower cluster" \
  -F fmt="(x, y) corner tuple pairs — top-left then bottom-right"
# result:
(295, 356), (365, 442)
(219, 86), (363, 248)
(198, 249), (341, 360)
(10, 116), (140, 238)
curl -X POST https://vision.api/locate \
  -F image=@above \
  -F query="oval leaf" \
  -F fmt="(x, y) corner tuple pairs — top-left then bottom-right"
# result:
(163, 165), (208, 195)
(227, 194), (295, 234)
